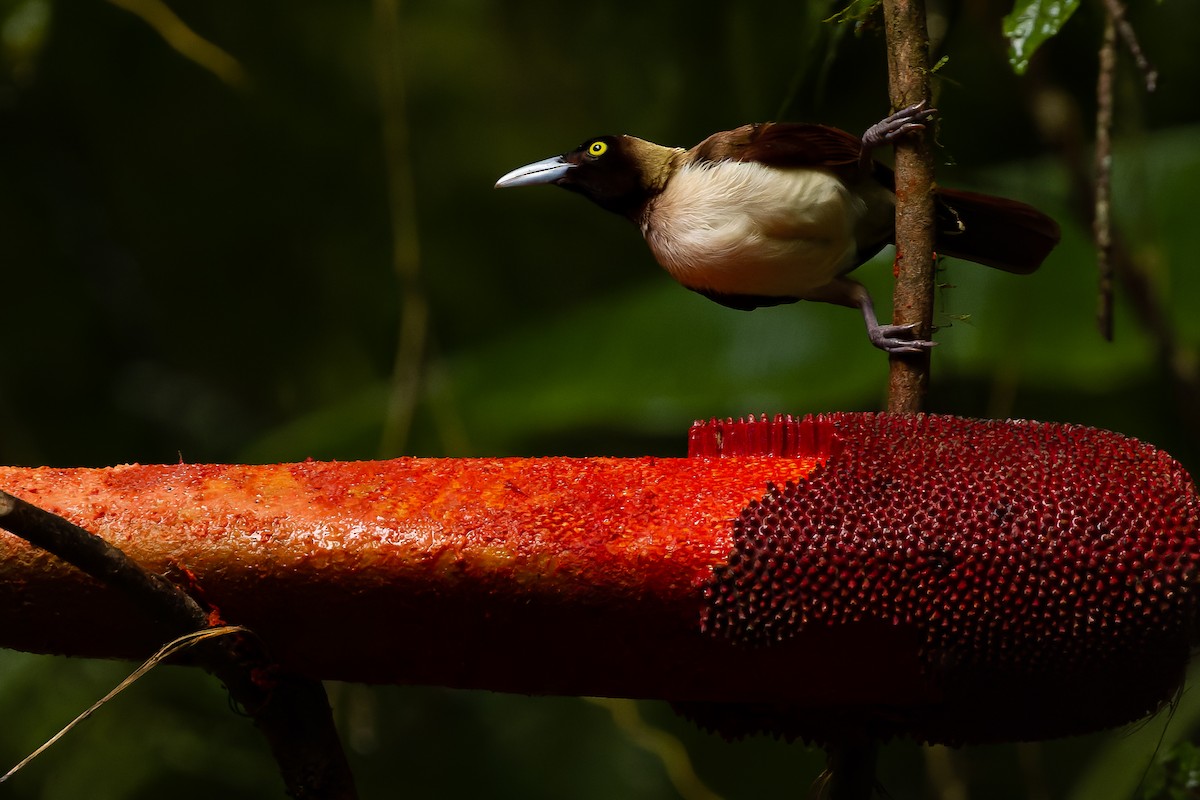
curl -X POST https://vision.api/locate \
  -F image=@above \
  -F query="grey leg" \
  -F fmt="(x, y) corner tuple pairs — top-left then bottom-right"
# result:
(808, 278), (936, 354)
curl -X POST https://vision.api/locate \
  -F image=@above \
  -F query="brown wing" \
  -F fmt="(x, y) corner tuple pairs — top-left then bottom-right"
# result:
(688, 123), (877, 183)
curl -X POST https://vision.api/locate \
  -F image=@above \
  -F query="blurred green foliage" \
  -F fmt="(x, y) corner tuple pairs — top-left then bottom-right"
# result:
(1139, 740), (1200, 800)
(3, 0), (1200, 797)
(1003, 0), (1081, 74)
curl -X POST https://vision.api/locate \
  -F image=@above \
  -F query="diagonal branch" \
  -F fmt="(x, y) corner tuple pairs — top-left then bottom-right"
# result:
(1099, 0), (1159, 92)
(0, 489), (204, 630)
(106, 0), (247, 87)
(0, 489), (357, 800)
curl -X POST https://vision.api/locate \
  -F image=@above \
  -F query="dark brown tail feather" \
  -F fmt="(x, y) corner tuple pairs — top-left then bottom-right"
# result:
(933, 187), (1061, 274)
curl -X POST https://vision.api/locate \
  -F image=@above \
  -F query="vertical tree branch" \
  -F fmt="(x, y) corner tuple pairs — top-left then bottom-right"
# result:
(1094, 14), (1116, 341)
(822, 0), (939, 794)
(1093, 0), (1156, 343)
(882, 0), (937, 415)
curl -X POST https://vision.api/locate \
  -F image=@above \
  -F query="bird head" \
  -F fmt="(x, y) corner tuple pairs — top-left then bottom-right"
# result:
(495, 135), (682, 218)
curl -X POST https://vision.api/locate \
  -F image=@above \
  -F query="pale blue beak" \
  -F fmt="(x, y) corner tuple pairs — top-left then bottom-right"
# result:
(495, 155), (574, 189)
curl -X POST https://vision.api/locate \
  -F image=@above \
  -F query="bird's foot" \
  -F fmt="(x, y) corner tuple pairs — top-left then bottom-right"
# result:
(861, 101), (937, 151)
(868, 322), (937, 354)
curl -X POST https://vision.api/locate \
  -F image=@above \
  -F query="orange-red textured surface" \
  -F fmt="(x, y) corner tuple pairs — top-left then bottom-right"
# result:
(0, 455), (857, 703)
(2, 412), (1199, 745)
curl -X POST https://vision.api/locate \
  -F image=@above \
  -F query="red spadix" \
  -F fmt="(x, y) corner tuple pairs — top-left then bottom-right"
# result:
(1, 413), (1196, 744)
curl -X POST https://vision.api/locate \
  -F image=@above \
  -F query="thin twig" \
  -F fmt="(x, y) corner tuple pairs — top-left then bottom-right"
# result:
(1025, 70), (1200, 446)
(106, 0), (247, 87)
(1095, 0), (1159, 342)
(0, 489), (358, 799)
(1094, 13), (1116, 341)
(1099, 0), (1159, 92)
(374, 0), (429, 457)
(2, 626), (247, 784)
(882, 0), (937, 415)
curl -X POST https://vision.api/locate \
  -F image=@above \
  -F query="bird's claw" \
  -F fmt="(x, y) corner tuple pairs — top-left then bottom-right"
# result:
(868, 322), (937, 354)
(861, 101), (937, 151)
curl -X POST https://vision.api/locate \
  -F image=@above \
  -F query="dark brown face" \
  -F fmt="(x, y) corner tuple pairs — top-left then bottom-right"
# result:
(554, 136), (653, 216)
(495, 135), (657, 219)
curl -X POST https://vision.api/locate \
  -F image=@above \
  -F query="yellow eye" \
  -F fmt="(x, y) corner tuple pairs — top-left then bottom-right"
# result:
(588, 140), (608, 157)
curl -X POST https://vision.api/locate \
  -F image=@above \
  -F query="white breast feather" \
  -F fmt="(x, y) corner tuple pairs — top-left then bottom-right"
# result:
(642, 160), (874, 299)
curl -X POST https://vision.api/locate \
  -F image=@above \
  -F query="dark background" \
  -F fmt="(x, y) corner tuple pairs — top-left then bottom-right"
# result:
(3, 0), (1200, 797)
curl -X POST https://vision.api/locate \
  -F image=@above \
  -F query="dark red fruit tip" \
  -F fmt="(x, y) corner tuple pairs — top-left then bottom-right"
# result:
(685, 412), (1200, 746)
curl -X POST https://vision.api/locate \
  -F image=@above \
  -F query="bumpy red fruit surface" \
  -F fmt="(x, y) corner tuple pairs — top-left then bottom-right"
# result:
(685, 413), (1200, 743)
(1, 412), (1197, 746)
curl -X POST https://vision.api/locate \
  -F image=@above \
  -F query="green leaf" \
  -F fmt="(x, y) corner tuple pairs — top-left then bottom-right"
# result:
(1002, 0), (1081, 74)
